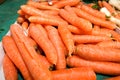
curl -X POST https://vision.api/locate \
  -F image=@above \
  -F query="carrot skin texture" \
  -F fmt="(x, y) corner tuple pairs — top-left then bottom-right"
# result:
(29, 24), (58, 64)
(58, 23), (75, 56)
(3, 54), (18, 80)
(2, 36), (33, 80)
(45, 25), (66, 69)
(104, 76), (120, 80)
(51, 67), (96, 80)
(67, 55), (120, 75)
(75, 44), (120, 62)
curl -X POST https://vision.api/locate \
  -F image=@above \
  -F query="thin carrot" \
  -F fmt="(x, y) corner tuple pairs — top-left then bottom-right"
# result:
(73, 35), (112, 44)
(17, 16), (25, 24)
(102, 1), (116, 15)
(53, 0), (80, 8)
(98, 0), (103, 8)
(58, 23), (75, 56)
(59, 9), (93, 33)
(10, 24), (52, 80)
(45, 25), (66, 69)
(81, 4), (106, 20)
(21, 21), (29, 30)
(67, 25), (83, 34)
(67, 55), (120, 75)
(73, 7), (116, 29)
(27, 1), (59, 11)
(28, 16), (65, 26)
(75, 44), (120, 62)
(2, 36), (33, 80)
(3, 54), (18, 80)
(104, 76), (120, 80)
(29, 24), (58, 64)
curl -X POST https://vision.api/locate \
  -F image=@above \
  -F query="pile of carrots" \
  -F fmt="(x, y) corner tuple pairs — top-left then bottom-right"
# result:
(2, 0), (120, 80)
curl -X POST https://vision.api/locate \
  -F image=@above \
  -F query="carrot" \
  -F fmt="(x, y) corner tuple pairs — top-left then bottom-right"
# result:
(98, 0), (103, 8)
(97, 40), (120, 48)
(53, 0), (80, 8)
(45, 25), (66, 69)
(81, 4), (106, 20)
(51, 67), (96, 80)
(17, 9), (25, 16)
(28, 16), (65, 26)
(21, 21), (29, 30)
(73, 7), (116, 29)
(29, 24), (58, 64)
(42, 10), (59, 16)
(67, 55), (120, 75)
(67, 25), (83, 34)
(2, 36), (33, 80)
(58, 23), (75, 56)
(27, 1), (59, 11)
(104, 76), (120, 80)
(73, 35), (112, 44)
(17, 16), (25, 24)
(3, 54), (18, 80)
(10, 24), (52, 80)
(59, 9), (93, 33)
(102, 1), (116, 15)
(75, 44), (120, 62)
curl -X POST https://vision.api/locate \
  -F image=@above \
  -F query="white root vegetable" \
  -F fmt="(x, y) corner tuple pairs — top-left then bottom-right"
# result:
(109, 0), (120, 11)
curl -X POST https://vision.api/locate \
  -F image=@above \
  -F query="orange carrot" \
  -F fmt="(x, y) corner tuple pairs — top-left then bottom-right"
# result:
(51, 67), (96, 80)
(17, 16), (25, 24)
(67, 55), (120, 75)
(28, 16), (65, 26)
(42, 10), (59, 16)
(10, 24), (52, 80)
(21, 21), (29, 30)
(98, 0), (103, 8)
(29, 24), (58, 64)
(81, 4), (106, 20)
(75, 44), (120, 62)
(102, 1), (116, 15)
(3, 54), (18, 80)
(97, 40), (120, 48)
(58, 23), (75, 56)
(59, 9), (93, 33)
(73, 7), (116, 29)
(27, 1), (59, 11)
(73, 35), (112, 44)
(45, 25), (66, 69)
(2, 36), (33, 80)
(67, 25), (83, 34)
(53, 0), (80, 8)
(104, 76), (120, 80)
(17, 9), (25, 16)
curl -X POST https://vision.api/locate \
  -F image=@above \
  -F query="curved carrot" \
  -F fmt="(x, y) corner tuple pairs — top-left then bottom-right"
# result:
(75, 44), (120, 62)
(73, 35), (112, 44)
(2, 36), (33, 80)
(45, 25), (66, 69)
(53, 0), (80, 8)
(67, 55), (120, 75)
(59, 9), (93, 33)
(58, 23), (75, 56)
(29, 24), (58, 64)
(3, 54), (18, 80)
(51, 67), (96, 80)
(81, 4), (106, 20)
(73, 7), (116, 29)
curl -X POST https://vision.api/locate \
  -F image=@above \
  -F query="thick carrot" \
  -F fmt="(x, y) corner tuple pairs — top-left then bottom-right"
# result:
(59, 9), (93, 33)
(29, 24), (58, 64)
(3, 54), (18, 80)
(73, 7), (116, 29)
(67, 25), (83, 34)
(2, 36), (33, 80)
(10, 24), (52, 80)
(53, 0), (80, 8)
(27, 1), (59, 11)
(58, 23), (75, 56)
(97, 40), (120, 48)
(51, 67), (96, 80)
(45, 25), (66, 69)
(67, 55), (120, 75)
(104, 76), (120, 80)
(102, 1), (116, 15)
(81, 4), (106, 20)
(75, 44), (120, 62)
(73, 35), (112, 44)
(42, 10), (59, 16)
(28, 16), (65, 26)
